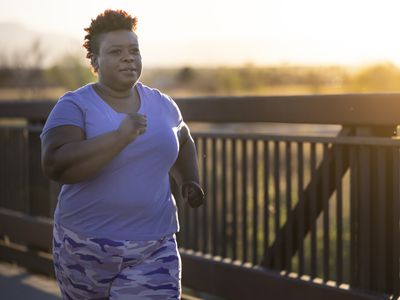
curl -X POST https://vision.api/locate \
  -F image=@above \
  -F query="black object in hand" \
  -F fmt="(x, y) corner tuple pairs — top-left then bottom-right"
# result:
(181, 181), (205, 208)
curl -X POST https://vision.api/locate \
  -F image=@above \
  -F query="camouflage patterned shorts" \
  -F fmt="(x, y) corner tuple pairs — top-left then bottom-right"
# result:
(52, 222), (181, 299)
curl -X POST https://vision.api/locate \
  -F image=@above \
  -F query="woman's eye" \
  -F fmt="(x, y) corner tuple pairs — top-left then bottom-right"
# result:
(111, 49), (121, 54)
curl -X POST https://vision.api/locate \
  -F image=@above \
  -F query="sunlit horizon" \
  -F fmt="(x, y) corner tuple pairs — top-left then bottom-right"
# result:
(2, 0), (400, 68)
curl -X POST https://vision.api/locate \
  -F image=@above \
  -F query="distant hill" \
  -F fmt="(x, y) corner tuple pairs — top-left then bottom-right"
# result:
(0, 22), (84, 67)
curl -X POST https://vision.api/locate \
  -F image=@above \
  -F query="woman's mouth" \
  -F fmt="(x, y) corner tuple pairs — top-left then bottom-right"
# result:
(119, 67), (136, 72)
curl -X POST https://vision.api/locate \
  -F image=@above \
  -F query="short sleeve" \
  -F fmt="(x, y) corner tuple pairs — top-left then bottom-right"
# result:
(166, 95), (183, 127)
(40, 97), (85, 139)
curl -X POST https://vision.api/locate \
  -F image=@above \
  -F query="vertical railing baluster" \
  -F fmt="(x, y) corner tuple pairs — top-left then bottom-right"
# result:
(202, 137), (208, 254)
(193, 136), (200, 251)
(323, 143), (330, 282)
(0, 128), (5, 209)
(274, 141), (281, 270)
(297, 141), (304, 276)
(5, 128), (12, 209)
(285, 141), (292, 272)
(212, 138), (217, 256)
(13, 127), (26, 212)
(242, 139), (248, 263)
(310, 142), (317, 278)
(359, 145), (371, 289)
(183, 134), (191, 248)
(392, 147), (400, 297)
(263, 140), (270, 266)
(21, 127), (30, 214)
(232, 138), (238, 260)
(252, 140), (258, 265)
(335, 144), (343, 285)
(350, 145), (359, 287)
(7, 128), (15, 210)
(0, 127), (7, 211)
(376, 147), (387, 292)
(184, 179), (190, 247)
(221, 138), (227, 258)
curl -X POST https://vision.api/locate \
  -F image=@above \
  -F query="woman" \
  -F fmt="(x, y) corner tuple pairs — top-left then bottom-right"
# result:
(41, 9), (204, 300)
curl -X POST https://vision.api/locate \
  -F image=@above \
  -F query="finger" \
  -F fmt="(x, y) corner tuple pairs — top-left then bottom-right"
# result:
(136, 115), (147, 122)
(136, 123), (147, 130)
(128, 113), (138, 119)
(137, 128), (146, 135)
(133, 113), (147, 119)
(134, 119), (147, 126)
(135, 122), (147, 129)
(127, 114), (145, 124)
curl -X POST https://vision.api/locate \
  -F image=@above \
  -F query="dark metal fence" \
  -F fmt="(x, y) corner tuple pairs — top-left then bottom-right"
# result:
(0, 95), (399, 300)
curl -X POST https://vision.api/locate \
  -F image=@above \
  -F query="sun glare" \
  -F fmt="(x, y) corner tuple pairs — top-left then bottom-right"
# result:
(1, 0), (400, 66)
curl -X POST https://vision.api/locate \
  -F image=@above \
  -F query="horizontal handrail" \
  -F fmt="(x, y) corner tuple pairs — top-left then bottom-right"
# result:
(192, 132), (400, 145)
(0, 207), (53, 251)
(176, 94), (400, 125)
(1, 93), (400, 125)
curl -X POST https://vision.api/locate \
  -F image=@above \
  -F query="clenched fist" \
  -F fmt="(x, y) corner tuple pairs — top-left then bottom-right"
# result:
(181, 181), (205, 208)
(117, 113), (147, 144)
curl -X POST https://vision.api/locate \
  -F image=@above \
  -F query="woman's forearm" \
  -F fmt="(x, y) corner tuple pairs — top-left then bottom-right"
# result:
(170, 134), (204, 207)
(49, 130), (128, 183)
(170, 136), (200, 186)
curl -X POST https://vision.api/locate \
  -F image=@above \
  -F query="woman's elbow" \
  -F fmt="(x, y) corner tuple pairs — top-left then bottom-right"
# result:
(41, 153), (62, 181)
(42, 155), (89, 184)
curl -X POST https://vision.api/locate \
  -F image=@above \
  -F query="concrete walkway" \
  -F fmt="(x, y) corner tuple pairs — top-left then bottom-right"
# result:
(0, 262), (61, 299)
(0, 261), (217, 300)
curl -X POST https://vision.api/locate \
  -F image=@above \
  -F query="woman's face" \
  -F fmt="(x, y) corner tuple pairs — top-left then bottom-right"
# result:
(95, 30), (142, 90)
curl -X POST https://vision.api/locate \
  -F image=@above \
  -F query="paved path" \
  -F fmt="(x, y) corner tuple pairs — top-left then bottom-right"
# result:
(0, 261), (217, 299)
(0, 262), (61, 299)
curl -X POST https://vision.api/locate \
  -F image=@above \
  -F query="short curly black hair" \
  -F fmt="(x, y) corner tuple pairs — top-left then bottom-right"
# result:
(83, 9), (138, 60)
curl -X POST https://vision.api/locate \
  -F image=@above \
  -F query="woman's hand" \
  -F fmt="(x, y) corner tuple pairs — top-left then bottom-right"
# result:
(117, 113), (147, 144)
(180, 181), (205, 208)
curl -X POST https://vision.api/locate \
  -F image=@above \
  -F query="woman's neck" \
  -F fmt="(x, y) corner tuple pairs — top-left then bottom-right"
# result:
(94, 81), (135, 99)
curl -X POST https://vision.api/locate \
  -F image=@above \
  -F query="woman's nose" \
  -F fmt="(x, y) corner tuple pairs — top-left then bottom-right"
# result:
(123, 55), (134, 62)
(122, 50), (134, 62)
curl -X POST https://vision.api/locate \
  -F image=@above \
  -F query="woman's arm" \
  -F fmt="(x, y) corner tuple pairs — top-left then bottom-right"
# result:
(41, 113), (146, 184)
(170, 122), (204, 207)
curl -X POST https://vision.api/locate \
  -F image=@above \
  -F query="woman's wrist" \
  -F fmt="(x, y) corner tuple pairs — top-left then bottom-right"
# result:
(180, 180), (204, 208)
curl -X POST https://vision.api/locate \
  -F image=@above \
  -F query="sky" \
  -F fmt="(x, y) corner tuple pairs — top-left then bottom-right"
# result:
(2, 0), (400, 67)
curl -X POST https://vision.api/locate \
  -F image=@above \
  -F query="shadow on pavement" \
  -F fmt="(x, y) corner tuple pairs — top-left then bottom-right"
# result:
(0, 262), (61, 300)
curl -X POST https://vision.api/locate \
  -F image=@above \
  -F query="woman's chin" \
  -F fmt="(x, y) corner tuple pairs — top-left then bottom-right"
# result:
(116, 76), (139, 89)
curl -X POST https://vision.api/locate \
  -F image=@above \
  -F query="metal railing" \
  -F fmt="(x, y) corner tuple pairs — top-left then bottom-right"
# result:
(0, 95), (399, 300)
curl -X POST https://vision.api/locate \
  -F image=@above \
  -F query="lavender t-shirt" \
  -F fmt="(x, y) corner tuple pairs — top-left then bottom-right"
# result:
(40, 82), (182, 240)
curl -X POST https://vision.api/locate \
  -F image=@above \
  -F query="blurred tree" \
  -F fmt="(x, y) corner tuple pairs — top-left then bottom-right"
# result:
(4, 44), (400, 98)
(216, 67), (242, 93)
(44, 54), (95, 90)
(239, 63), (260, 90)
(347, 63), (400, 92)
(0, 38), (50, 100)
(176, 66), (196, 83)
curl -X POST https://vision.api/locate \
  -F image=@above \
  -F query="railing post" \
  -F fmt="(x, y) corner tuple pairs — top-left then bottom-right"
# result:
(27, 120), (52, 217)
(0, 126), (29, 213)
(350, 126), (399, 295)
